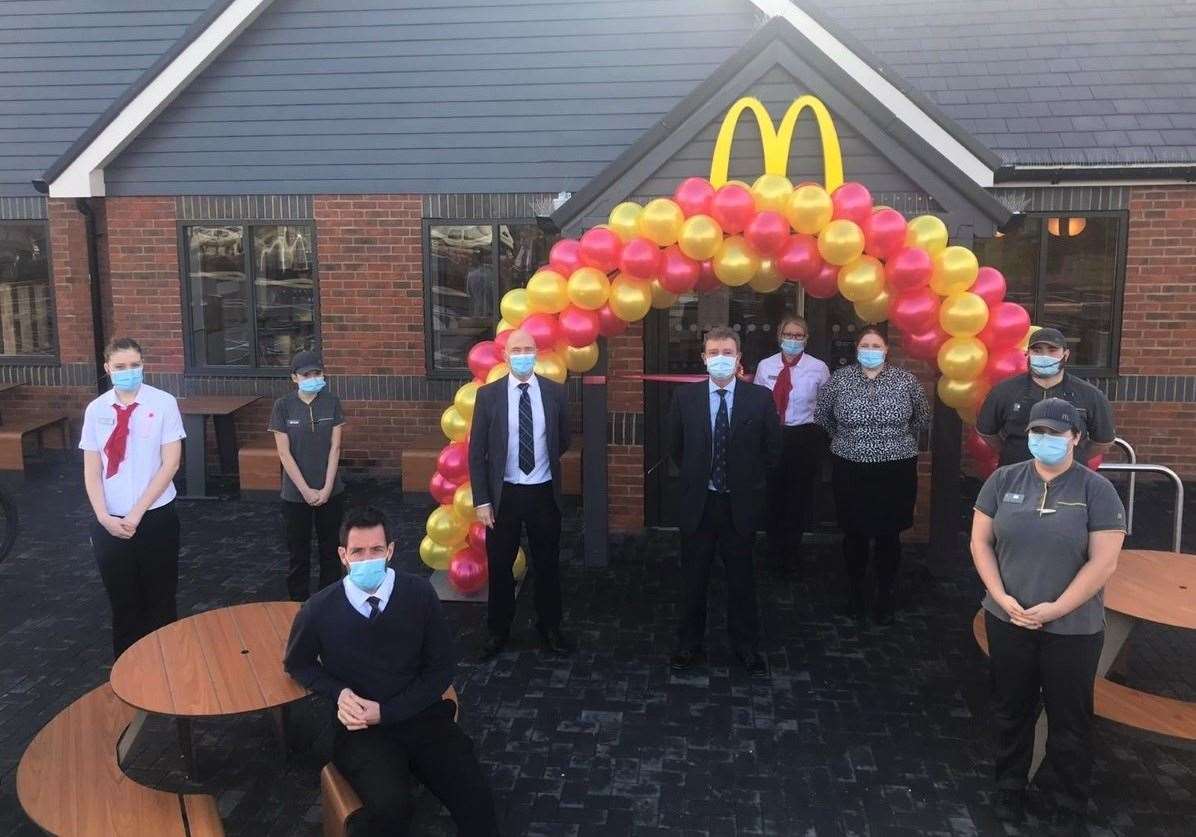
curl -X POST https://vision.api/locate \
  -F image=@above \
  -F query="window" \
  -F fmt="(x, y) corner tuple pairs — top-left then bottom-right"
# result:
(973, 212), (1126, 374)
(0, 221), (54, 358)
(182, 223), (317, 371)
(424, 221), (557, 374)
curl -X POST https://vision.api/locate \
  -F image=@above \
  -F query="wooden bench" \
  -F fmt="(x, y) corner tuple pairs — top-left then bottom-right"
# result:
(239, 433), (281, 499)
(0, 412), (69, 484)
(17, 682), (224, 836)
(401, 433), (582, 496)
(320, 686), (459, 837)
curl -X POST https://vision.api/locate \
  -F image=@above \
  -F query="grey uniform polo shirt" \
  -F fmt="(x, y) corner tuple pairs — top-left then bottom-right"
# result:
(975, 460), (1126, 635)
(268, 390), (345, 503)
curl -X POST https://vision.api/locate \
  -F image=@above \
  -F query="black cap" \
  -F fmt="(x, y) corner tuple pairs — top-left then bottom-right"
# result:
(290, 350), (323, 375)
(1028, 327), (1066, 349)
(1027, 397), (1078, 433)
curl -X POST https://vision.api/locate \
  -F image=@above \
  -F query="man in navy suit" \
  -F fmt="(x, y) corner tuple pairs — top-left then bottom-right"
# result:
(667, 326), (782, 676)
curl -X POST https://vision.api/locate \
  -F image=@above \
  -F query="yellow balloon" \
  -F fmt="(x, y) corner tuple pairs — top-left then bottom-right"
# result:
(785, 184), (833, 235)
(426, 504), (467, 547)
(496, 319), (514, 335)
(818, 219), (865, 266)
(649, 278), (678, 309)
(712, 235), (759, 286)
(452, 483), (476, 523)
(905, 214), (949, 255)
(567, 266), (611, 311)
(853, 286), (892, 323)
(526, 269), (569, 314)
(534, 350), (568, 383)
(937, 375), (984, 410)
(957, 404), (980, 426)
(513, 548), (527, 580)
(419, 536), (454, 571)
(607, 201), (644, 243)
(564, 342), (599, 373)
(608, 274), (653, 322)
(638, 198), (686, 247)
(748, 259), (784, 293)
(1018, 324), (1041, 351)
(939, 291), (989, 338)
(751, 173), (794, 213)
(929, 246), (979, 296)
(937, 336), (989, 380)
(836, 255), (885, 302)
(485, 362), (510, 384)
(500, 288), (529, 326)
(453, 381), (479, 422)
(677, 215), (724, 261)
(440, 405), (468, 442)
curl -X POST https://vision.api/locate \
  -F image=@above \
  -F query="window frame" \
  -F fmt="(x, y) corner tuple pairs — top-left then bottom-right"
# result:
(0, 218), (59, 365)
(177, 219), (322, 377)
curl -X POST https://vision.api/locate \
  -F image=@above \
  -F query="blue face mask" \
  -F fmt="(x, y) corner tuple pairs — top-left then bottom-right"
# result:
(110, 367), (143, 392)
(298, 376), (326, 394)
(347, 556), (388, 593)
(857, 348), (885, 369)
(1028, 431), (1071, 466)
(780, 338), (805, 356)
(509, 353), (536, 377)
(705, 354), (736, 380)
(1029, 355), (1063, 378)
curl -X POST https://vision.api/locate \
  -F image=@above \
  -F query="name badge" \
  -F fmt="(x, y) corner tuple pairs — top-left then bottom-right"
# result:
(98, 417), (115, 426)
(1003, 492), (1024, 504)
(287, 419), (301, 425)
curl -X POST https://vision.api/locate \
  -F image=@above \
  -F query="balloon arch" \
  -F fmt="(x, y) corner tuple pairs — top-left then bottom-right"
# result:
(422, 95), (1031, 593)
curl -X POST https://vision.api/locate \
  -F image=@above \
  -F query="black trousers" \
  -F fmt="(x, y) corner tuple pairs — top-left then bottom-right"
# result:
(678, 491), (759, 654)
(334, 699), (498, 837)
(91, 501), (180, 659)
(985, 612), (1104, 811)
(282, 493), (345, 601)
(766, 423), (824, 562)
(485, 481), (561, 638)
(843, 532), (902, 602)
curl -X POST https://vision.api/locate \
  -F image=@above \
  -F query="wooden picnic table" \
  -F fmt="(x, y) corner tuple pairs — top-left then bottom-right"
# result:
(178, 394), (262, 498)
(0, 380), (26, 425)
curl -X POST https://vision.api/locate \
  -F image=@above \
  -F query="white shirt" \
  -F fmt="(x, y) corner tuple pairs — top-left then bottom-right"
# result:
(79, 383), (185, 517)
(343, 567), (396, 619)
(504, 373), (551, 485)
(707, 377), (736, 491)
(755, 351), (831, 426)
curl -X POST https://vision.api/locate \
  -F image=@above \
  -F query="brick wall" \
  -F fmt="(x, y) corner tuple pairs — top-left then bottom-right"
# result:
(607, 323), (646, 531)
(46, 199), (96, 365)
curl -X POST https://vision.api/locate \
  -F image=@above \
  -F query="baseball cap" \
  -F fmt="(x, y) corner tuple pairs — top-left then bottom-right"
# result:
(290, 350), (323, 375)
(1028, 327), (1066, 349)
(1027, 397), (1078, 433)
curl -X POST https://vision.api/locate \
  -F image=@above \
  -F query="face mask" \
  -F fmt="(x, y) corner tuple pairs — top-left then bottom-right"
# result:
(1028, 431), (1070, 466)
(509, 353), (536, 377)
(1029, 355), (1063, 377)
(111, 367), (143, 392)
(780, 338), (805, 356)
(347, 557), (387, 593)
(857, 348), (885, 369)
(705, 355), (736, 380)
(298, 376), (326, 394)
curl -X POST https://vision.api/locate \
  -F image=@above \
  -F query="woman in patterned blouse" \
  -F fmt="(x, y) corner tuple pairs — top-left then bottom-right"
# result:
(814, 326), (931, 625)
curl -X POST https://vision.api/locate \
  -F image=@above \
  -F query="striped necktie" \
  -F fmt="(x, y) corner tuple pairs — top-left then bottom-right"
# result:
(366, 596), (381, 623)
(712, 390), (729, 492)
(518, 383), (534, 474)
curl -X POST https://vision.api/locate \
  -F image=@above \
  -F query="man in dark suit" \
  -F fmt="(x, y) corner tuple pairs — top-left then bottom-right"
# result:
(667, 325), (782, 676)
(469, 328), (572, 661)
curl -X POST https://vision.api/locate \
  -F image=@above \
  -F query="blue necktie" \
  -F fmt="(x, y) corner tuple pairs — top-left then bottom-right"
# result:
(366, 596), (381, 624)
(712, 389), (729, 493)
(518, 383), (534, 474)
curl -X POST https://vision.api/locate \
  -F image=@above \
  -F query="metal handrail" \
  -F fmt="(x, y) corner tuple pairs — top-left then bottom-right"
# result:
(1096, 462), (1184, 553)
(1109, 437), (1137, 535)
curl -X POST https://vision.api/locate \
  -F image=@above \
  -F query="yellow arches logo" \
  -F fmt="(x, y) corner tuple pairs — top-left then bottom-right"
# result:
(709, 95), (844, 192)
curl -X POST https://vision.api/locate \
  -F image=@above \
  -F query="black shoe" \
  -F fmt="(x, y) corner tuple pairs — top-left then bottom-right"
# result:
(845, 590), (867, 620)
(873, 598), (895, 626)
(736, 649), (769, 678)
(538, 627), (574, 655)
(994, 788), (1026, 823)
(669, 649), (706, 671)
(478, 634), (507, 662)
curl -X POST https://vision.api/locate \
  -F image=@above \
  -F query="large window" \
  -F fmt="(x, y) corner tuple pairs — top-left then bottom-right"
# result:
(183, 223), (317, 371)
(0, 221), (54, 358)
(974, 212), (1126, 374)
(424, 221), (557, 374)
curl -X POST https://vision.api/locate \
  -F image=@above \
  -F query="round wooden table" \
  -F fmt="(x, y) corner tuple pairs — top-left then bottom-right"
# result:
(1105, 549), (1196, 629)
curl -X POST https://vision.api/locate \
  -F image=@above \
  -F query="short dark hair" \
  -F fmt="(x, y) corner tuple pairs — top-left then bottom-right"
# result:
(703, 325), (740, 352)
(339, 505), (392, 547)
(855, 325), (887, 347)
(104, 337), (143, 361)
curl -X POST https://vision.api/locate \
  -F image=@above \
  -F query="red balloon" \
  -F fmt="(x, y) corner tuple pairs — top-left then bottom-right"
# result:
(520, 312), (560, 349)
(985, 345), (1028, 383)
(436, 442), (469, 482)
(449, 547), (488, 594)
(903, 325), (950, 361)
(596, 303), (628, 337)
(777, 234), (823, 282)
(549, 239), (583, 277)
(803, 262), (840, 299)
(695, 260), (721, 293)
(862, 208), (908, 260)
(467, 521), (487, 552)
(429, 472), (460, 506)
(710, 184), (756, 235)
(1087, 453), (1105, 470)
(979, 302), (1031, 349)
(658, 245), (700, 294)
(467, 341), (503, 380)
(619, 237), (663, 279)
(972, 266), (1007, 307)
(885, 247), (934, 293)
(494, 330), (511, 350)
(890, 288), (940, 334)
(673, 177), (716, 217)
(580, 227), (623, 273)
(558, 305), (601, 348)
(831, 182), (873, 226)
(964, 428), (991, 462)
(744, 211), (790, 256)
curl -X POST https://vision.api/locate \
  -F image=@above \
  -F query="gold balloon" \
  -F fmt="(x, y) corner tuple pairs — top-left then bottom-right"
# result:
(564, 342), (599, 373)
(836, 255), (885, 302)
(567, 266), (611, 311)
(905, 214), (949, 255)
(929, 246), (979, 296)
(637, 198), (686, 247)
(426, 504), (467, 547)
(452, 482), (476, 523)
(957, 403), (980, 426)
(419, 535), (454, 571)
(818, 219), (866, 266)
(534, 350), (568, 383)
(937, 336), (989, 380)
(748, 259), (784, 293)
(485, 362), (510, 384)
(1017, 324), (1040, 351)
(937, 375), (984, 409)
(785, 184), (833, 235)
(853, 286), (892, 323)
(496, 319), (514, 334)
(607, 201), (644, 243)
(939, 291), (989, 338)
(712, 235), (759, 286)
(608, 274), (653, 322)
(677, 214), (724, 261)
(751, 173), (794, 213)
(500, 288), (529, 326)
(526, 269), (569, 314)
(440, 405), (468, 442)
(513, 548), (527, 580)
(453, 381), (479, 422)
(649, 278), (678, 309)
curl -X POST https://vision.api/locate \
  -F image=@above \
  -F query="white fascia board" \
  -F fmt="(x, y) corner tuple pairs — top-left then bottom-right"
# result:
(749, 0), (996, 188)
(48, 0), (274, 198)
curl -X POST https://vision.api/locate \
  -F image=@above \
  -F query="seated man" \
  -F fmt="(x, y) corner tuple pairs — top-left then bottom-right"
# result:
(284, 505), (498, 836)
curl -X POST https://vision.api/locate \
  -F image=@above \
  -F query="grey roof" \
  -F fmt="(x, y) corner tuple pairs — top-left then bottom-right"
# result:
(805, 0), (1196, 166)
